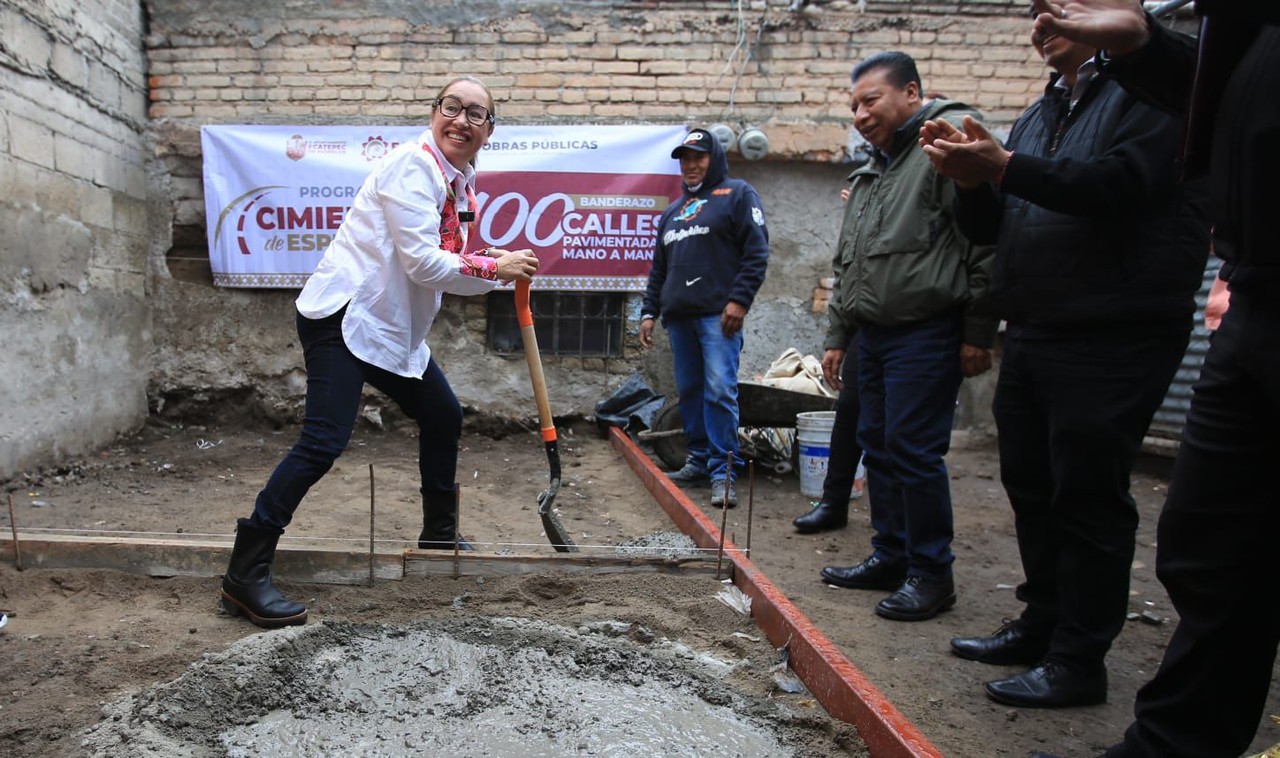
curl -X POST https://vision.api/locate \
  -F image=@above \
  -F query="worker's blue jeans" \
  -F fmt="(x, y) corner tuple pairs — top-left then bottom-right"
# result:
(248, 308), (461, 530)
(666, 315), (743, 484)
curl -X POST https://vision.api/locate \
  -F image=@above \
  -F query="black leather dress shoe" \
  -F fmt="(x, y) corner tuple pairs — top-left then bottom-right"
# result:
(984, 660), (1107, 708)
(875, 574), (956, 621)
(820, 555), (906, 590)
(793, 502), (848, 533)
(950, 618), (1049, 666)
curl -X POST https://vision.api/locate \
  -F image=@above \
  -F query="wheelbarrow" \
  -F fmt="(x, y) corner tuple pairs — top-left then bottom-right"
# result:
(639, 381), (836, 471)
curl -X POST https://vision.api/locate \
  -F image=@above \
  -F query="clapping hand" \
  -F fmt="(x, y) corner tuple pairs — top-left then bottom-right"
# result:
(919, 115), (1010, 190)
(1030, 1), (1151, 56)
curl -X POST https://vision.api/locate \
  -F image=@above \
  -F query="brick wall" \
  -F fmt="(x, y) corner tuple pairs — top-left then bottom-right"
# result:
(146, 0), (1044, 263)
(147, 1), (1041, 127)
(0, 0), (151, 478)
(145, 0), (1050, 425)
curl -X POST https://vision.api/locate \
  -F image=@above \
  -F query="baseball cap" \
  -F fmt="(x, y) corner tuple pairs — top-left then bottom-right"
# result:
(671, 129), (713, 158)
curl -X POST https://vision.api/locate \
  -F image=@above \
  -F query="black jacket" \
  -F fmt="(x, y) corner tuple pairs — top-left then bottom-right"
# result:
(1102, 2), (1280, 296)
(641, 130), (769, 322)
(955, 73), (1210, 329)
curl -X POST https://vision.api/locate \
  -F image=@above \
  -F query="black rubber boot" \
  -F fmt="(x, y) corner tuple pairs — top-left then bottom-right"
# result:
(418, 489), (474, 551)
(220, 518), (307, 629)
(793, 501), (849, 533)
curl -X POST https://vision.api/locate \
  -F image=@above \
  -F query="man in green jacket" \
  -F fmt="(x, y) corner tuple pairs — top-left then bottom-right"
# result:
(819, 51), (997, 621)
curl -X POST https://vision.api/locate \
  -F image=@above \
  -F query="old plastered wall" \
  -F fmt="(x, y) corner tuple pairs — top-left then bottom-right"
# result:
(0, 0), (150, 479)
(146, 0), (1040, 425)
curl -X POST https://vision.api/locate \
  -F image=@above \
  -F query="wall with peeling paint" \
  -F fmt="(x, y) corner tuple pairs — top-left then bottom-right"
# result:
(0, 0), (151, 478)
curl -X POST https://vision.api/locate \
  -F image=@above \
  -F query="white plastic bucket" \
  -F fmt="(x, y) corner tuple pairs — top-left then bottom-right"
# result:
(795, 411), (837, 499)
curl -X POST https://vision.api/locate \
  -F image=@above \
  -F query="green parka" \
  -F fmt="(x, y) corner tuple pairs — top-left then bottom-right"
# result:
(824, 99), (998, 351)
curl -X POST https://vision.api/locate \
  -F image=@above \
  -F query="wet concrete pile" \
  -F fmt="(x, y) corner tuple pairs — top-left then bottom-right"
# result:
(79, 616), (862, 756)
(612, 531), (703, 560)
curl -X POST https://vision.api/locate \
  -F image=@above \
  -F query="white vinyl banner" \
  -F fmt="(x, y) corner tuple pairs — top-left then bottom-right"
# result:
(201, 124), (687, 290)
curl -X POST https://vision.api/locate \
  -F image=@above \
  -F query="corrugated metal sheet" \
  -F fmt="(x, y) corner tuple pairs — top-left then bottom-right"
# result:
(1148, 257), (1223, 439)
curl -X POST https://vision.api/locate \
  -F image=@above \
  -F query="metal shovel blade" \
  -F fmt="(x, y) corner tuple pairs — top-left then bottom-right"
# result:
(536, 438), (575, 552)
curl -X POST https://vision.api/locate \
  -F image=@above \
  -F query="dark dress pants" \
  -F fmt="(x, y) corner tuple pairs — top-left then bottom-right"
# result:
(821, 338), (864, 509)
(857, 311), (963, 577)
(249, 308), (463, 530)
(1112, 293), (1280, 757)
(995, 323), (1189, 671)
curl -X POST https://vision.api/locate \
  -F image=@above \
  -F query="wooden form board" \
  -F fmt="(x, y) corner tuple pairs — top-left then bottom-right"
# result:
(403, 550), (718, 578)
(0, 534), (403, 584)
(0, 535), (716, 584)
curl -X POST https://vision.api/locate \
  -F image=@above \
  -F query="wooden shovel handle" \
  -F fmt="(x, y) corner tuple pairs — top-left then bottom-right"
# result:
(515, 280), (557, 443)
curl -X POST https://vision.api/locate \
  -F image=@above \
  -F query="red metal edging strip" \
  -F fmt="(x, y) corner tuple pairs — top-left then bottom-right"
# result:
(608, 426), (943, 758)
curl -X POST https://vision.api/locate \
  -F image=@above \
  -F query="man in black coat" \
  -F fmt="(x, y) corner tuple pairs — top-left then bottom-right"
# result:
(919, 6), (1210, 708)
(1015, 1), (1279, 754)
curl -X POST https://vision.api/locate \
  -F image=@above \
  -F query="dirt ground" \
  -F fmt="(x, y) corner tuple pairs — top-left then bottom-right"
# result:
(3, 415), (1279, 757)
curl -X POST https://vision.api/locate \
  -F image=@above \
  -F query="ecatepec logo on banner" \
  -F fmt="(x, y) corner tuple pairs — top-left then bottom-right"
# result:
(202, 125), (685, 290)
(285, 135), (306, 161)
(283, 134), (347, 161)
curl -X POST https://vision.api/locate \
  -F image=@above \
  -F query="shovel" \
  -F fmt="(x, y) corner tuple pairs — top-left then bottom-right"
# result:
(515, 279), (578, 553)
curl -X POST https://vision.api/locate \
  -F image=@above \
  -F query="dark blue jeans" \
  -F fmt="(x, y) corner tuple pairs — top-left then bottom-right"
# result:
(856, 311), (963, 577)
(1112, 293), (1280, 757)
(666, 315), (743, 483)
(996, 322), (1189, 671)
(249, 308), (462, 530)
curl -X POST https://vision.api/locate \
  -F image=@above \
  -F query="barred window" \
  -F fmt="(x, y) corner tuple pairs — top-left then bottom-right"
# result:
(486, 291), (625, 357)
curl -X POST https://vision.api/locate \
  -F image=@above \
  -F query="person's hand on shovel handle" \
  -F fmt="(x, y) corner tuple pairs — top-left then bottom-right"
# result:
(487, 247), (539, 282)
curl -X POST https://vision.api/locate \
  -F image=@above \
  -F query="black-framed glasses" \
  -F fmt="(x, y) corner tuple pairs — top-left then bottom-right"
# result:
(435, 95), (494, 127)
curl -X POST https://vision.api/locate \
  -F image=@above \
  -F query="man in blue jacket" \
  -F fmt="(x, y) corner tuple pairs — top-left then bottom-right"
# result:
(640, 128), (770, 507)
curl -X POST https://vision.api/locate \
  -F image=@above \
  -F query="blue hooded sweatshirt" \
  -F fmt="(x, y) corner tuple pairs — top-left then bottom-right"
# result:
(641, 128), (770, 322)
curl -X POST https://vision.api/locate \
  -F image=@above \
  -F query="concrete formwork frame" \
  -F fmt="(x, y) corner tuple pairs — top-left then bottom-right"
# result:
(1, 433), (940, 757)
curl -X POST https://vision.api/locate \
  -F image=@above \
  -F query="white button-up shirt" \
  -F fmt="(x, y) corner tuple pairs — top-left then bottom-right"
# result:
(296, 131), (497, 378)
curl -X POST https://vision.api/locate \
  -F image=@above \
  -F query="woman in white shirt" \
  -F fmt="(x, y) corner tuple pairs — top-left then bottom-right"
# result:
(220, 76), (539, 629)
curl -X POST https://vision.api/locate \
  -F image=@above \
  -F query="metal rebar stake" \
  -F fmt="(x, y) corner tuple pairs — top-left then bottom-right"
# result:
(714, 453), (733, 580)
(7, 492), (21, 571)
(368, 464), (375, 588)
(452, 484), (461, 580)
(745, 459), (755, 560)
